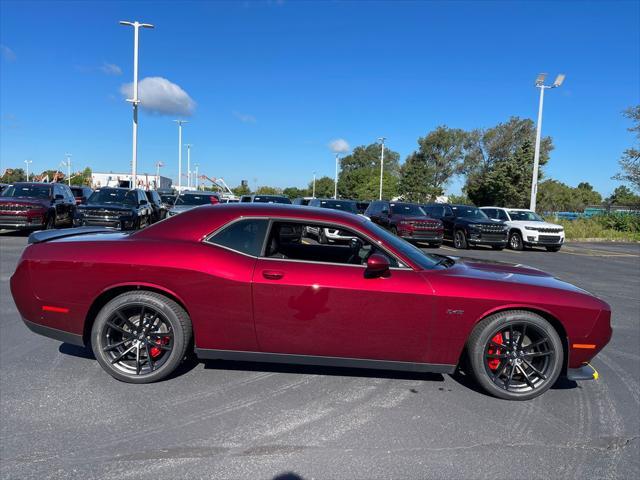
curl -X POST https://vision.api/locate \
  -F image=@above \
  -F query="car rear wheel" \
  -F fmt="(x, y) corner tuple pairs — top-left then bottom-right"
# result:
(466, 310), (563, 400)
(91, 291), (192, 383)
(453, 229), (469, 249)
(509, 231), (524, 250)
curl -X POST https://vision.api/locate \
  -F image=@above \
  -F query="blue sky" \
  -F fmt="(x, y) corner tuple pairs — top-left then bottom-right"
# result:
(1, 0), (638, 196)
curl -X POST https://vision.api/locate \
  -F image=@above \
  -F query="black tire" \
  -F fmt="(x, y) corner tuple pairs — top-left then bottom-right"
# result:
(466, 310), (563, 400)
(91, 291), (192, 384)
(453, 229), (469, 249)
(45, 214), (56, 230)
(509, 231), (524, 251)
(546, 246), (561, 252)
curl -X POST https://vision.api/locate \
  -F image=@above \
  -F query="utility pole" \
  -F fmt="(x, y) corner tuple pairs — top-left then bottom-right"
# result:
(155, 161), (164, 189)
(530, 73), (565, 211)
(184, 144), (192, 190)
(174, 120), (187, 191)
(63, 153), (72, 185)
(378, 137), (386, 200)
(312, 171), (316, 198)
(119, 20), (154, 190)
(334, 154), (339, 199)
(194, 163), (199, 190)
(24, 159), (32, 181)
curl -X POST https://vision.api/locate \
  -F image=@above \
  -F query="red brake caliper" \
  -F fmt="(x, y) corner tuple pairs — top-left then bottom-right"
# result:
(487, 333), (503, 370)
(149, 336), (170, 358)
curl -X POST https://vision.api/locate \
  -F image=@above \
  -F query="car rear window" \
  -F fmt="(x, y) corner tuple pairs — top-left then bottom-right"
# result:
(175, 194), (217, 206)
(207, 219), (269, 257)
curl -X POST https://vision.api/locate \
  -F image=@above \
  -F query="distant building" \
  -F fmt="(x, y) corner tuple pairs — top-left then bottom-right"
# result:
(91, 172), (172, 190)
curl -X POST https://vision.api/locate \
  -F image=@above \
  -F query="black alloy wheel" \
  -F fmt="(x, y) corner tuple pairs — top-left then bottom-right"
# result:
(509, 231), (524, 251)
(92, 291), (191, 383)
(454, 229), (469, 249)
(466, 310), (563, 400)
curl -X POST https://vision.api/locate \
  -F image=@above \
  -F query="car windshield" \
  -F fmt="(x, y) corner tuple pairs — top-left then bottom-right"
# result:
(1, 184), (51, 199)
(318, 200), (358, 214)
(362, 221), (444, 270)
(453, 206), (488, 219)
(390, 203), (426, 216)
(88, 189), (137, 205)
(253, 196), (291, 204)
(175, 194), (215, 206)
(508, 210), (544, 221)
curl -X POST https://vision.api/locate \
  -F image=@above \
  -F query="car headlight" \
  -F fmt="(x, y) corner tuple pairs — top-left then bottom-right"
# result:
(469, 224), (481, 231)
(525, 225), (538, 231)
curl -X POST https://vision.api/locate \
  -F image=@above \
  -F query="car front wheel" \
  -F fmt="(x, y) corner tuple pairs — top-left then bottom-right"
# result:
(509, 231), (524, 250)
(91, 291), (192, 383)
(466, 310), (563, 400)
(453, 229), (469, 249)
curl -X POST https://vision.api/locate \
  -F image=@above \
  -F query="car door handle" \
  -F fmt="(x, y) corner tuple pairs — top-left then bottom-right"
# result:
(262, 270), (284, 280)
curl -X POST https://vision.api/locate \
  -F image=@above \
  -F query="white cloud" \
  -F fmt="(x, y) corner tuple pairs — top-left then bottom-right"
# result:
(120, 77), (196, 116)
(232, 111), (257, 123)
(100, 62), (122, 75)
(0, 45), (16, 62)
(329, 138), (350, 153)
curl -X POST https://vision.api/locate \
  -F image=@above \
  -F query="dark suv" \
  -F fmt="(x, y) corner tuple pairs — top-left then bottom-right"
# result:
(145, 190), (167, 223)
(423, 203), (508, 250)
(76, 188), (153, 230)
(0, 182), (76, 230)
(365, 200), (444, 246)
(70, 186), (93, 205)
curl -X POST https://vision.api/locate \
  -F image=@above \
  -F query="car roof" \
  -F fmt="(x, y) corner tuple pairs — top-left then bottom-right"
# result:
(10, 182), (53, 187)
(135, 203), (367, 243)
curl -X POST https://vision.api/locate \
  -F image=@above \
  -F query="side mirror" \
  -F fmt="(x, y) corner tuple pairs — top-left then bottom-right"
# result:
(365, 253), (390, 279)
(54, 194), (64, 200)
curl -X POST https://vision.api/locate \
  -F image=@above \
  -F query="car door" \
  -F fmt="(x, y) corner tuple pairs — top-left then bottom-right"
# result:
(441, 205), (456, 239)
(52, 184), (66, 224)
(251, 219), (436, 363)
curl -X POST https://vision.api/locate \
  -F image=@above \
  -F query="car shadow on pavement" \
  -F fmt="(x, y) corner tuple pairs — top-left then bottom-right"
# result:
(450, 367), (578, 396)
(202, 359), (445, 382)
(59, 343), (95, 359)
(0, 230), (30, 237)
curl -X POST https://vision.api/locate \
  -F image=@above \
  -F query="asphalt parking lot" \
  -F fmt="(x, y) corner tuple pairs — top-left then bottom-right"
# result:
(1, 233), (638, 480)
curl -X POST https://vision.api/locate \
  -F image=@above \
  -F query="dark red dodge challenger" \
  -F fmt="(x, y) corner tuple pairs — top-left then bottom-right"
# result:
(10, 204), (611, 400)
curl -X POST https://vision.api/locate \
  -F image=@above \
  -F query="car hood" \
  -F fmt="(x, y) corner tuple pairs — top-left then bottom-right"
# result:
(443, 256), (588, 294)
(456, 218), (505, 226)
(0, 197), (49, 208)
(394, 215), (440, 222)
(507, 220), (563, 229)
(79, 203), (134, 213)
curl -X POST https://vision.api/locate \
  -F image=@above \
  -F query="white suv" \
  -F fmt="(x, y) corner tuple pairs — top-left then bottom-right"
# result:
(480, 207), (565, 252)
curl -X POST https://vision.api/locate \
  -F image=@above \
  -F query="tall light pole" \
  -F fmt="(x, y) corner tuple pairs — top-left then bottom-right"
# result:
(530, 72), (565, 212)
(334, 153), (340, 199)
(63, 153), (72, 185)
(312, 171), (316, 198)
(184, 144), (192, 189)
(194, 163), (199, 190)
(120, 20), (154, 190)
(24, 159), (32, 181)
(155, 161), (164, 189)
(174, 120), (187, 190)
(378, 137), (386, 200)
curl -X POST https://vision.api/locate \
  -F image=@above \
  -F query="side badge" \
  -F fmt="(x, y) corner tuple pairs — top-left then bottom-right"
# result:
(447, 309), (464, 316)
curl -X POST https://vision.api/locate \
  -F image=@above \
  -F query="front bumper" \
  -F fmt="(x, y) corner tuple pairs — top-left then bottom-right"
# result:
(566, 363), (599, 381)
(468, 232), (508, 246)
(0, 214), (45, 230)
(77, 215), (134, 230)
(399, 230), (443, 242)
(525, 234), (565, 245)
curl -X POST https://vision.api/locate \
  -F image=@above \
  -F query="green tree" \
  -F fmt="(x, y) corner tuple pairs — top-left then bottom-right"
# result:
(447, 193), (473, 205)
(575, 182), (603, 207)
(613, 105), (640, 191)
(311, 176), (335, 198)
(463, 117), (553, 207)
(607, 185), (640, 206)
(338, 143), (400, 200)
(255, 185), (282, 195)
(282, 186), (309, 199)
(399, 126), (466, 202)
(232, 184), (251, 196)
(0, 168), (26, 183)
(71, 167), (92, 186)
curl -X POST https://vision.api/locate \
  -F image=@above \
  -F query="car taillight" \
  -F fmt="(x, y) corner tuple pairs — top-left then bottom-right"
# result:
(210, 197), (219, 204)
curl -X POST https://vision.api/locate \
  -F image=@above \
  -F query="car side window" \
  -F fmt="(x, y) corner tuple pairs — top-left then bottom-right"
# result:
(497, 209), (509, 221)
(263, 220), (400, 268)
(207, 219), (269, 257)
(443, 205), (454, 217)
(483, 208), (495, 219)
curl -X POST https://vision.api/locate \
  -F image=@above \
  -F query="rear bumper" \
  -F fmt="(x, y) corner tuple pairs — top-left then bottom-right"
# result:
(22, 318), (85, 346)
(566, 363), (599, 381)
